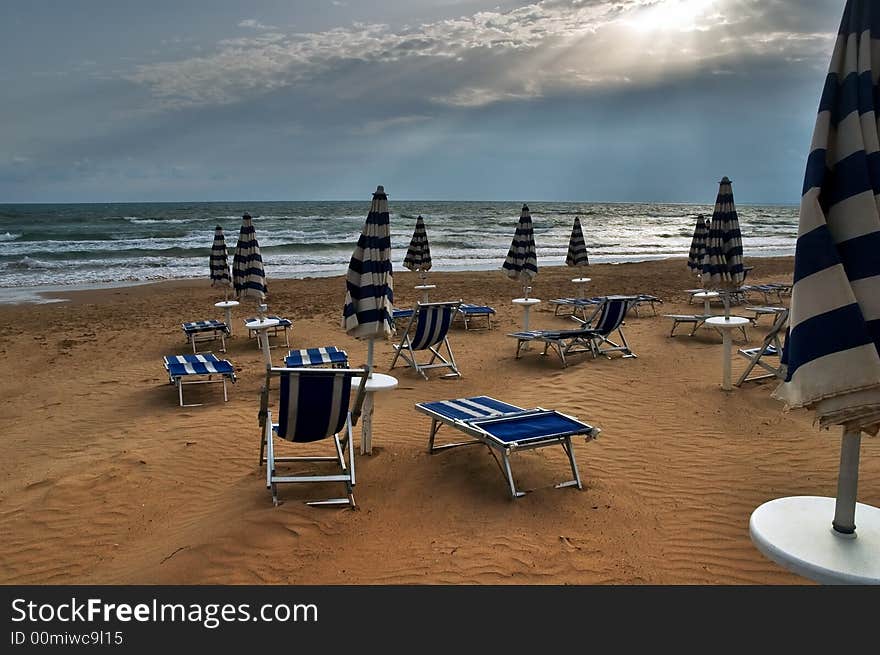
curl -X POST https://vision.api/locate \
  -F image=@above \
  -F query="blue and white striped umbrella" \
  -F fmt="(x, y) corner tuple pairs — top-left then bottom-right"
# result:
(209, 225), (231, 289)
(701, 177), (744, 288)
(565, 216), (589, 267)
(774, 0), (880, 435)
(342, 186), (394, 341)
(502, 203), (538, 284)
(686, 215), (708, 273)
(232, 212), (268, 301)
(403, 215), (432, 274)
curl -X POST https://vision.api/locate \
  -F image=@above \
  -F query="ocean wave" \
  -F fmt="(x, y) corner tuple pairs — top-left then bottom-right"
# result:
(0, 232), (20, 241)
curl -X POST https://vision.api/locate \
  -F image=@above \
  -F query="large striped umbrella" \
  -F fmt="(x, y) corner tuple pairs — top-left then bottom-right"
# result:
(403, 214), (432, 281)
(686, 214), (708, 273)
(748, 0), (880, 584)
(342, 185), (394, 371)
(701, 177), (744, 316)
(210, 225), (232, 296)
(232, 212), (268, 302)
(565, 216), (589, 267)
(502, 203), (538, 296)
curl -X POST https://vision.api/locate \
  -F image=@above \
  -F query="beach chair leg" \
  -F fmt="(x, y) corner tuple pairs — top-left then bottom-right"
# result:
(558, 437), (583, 490)
(178, 381), (185, 407)
(499, 450), (526, 498)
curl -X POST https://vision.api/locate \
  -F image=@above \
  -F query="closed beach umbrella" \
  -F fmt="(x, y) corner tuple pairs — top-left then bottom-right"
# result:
(403, 214), (432, 280)
(503, 203), (538, 295)
(210, 225), (232, 295)
(686, 214), (708, 273)
(565, 216), (589, 267)
(766, 0), (880, 556)
(701, 177), (744, 316)
(232, 212), (267, 301)
(342, 185), (394, 371)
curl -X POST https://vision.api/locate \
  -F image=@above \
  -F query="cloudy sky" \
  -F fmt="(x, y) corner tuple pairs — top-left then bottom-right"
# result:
(1, 0), (844, 203)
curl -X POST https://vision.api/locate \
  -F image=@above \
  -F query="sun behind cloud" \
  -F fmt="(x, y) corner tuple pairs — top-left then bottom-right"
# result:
(623, 0), (720, 33)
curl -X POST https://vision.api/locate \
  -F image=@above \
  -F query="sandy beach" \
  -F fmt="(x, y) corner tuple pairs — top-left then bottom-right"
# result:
(1, 255), (876, 585)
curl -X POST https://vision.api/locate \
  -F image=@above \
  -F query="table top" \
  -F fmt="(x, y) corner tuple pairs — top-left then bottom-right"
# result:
(352, 372), (399, 392)
(745, 306), (788, 314)
(512, 298), (541, 306)
(215, 300), (240, 308)
(244, 317), (280, 329)
(705, 316), (750, 328)
(750, 496), (880, 585)
(414, 284), (436, 290)
(693, 291), (720, 299)
(572, 277), (591, 283)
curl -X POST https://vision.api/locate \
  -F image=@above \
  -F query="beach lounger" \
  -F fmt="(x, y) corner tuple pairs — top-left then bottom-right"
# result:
(284, 347), (349, 368)
(735, 309), (789, 387)
(181, 320), (229, 354)
(630, 294), (663, 317)
(163, 353), (236, 407)
(388, 308), (414, 334)
(548, 296), (605, 323)
(415, 395), (600, 498)
(258, 367), (368, 507)
(390, 301), (462, 379)
(454, 303), (496, 330)
(508, 296), (636, 366)
(245, 315), (292, 349)
(664, 314), (711, 337)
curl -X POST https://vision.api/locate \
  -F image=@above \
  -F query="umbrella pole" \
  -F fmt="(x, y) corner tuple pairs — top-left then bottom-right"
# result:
(832, 429), (861, 536)
(723, 291), (731, 319)
(366, 338), (374, 378)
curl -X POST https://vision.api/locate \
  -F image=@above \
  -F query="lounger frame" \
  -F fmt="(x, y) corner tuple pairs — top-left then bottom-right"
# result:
(164, 353), (236, 407)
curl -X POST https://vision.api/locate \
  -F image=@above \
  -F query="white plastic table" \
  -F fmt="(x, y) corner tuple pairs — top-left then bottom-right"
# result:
(244, 317), (280, 366)
(512, 298), (541, 350)
(351, 373), (398, 455)
(750, 496), (880, 584)
(693, 291), (719, 315)
(571, 277), (591, 299)
(414, 284), (436, 303)
(215, 300), (240, 335)
(704, 316), (750, 390)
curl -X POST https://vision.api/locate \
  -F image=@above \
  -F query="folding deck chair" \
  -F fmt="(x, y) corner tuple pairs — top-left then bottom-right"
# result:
(284, 346), (349, 368)
(181, 320), (229, 354)
(258, 367), (368, 507)
(244, 315), (292, 349)
(390, 301), (462, 379)
(415, 395), (600, 498)
(454, 303), (496, 330)
(508, 296), (636, 367)
(163, 353), (236, 407)
(735, 309), (789, 387)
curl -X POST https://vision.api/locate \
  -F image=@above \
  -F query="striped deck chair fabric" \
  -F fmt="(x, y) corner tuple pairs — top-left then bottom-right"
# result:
(736, 309), (790, 387)
(181, 320), (229, 354)
(163, 353), (236, 407)
(415, 395), (600, 498)
(284, 347), (349, 368)
(390, 301), (462, 379)
(258, 367), (368, 507)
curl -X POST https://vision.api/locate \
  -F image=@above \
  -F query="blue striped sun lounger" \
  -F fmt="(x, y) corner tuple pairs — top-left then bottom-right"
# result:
(455, 303), (496, 330)
(163, 353), (236, 407)
(181, 320), (229, 354)
(284, 347), (349, 368)
(415, 395), (600, 498)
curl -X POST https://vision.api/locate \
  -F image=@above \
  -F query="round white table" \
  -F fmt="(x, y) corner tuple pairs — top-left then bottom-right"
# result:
(693, 291), (719, 315)
(352, 373), (398, 455)
(414, 284), (436, 303)
(750, 496), (880, 584)
(512, 298), (541, 350)
(704, 315), (751, 390)
(572, 277), (591, 299)
(244, 317), (280, 366)
(215, 300), (240, 335)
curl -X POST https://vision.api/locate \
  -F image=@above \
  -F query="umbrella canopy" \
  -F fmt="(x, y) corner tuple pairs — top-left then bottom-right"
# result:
(209, 225), (232, 289)
(700, 177), (744, 288)
(232, 212), (267, 301)
(402, 215), (432, 274)
(502, 203), (538, 284)
(342, 185), (394, 341)
(565, 216), (589, 267)
(773, 0), (880, 435)
(686, 215), (708, 272)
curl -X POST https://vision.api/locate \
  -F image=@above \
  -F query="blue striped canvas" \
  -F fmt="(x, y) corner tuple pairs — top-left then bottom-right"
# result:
(232, 213), (268, 300)
(687, 215), (708, 272)
(342, 186), (394, 338)
(276, 370), (353, 443)
(502, 204), (538, 282)
(403, 214), (432, 272)
(419, 396), (524, 421)
(411, 304), (454, 350)
(701, 178), (745, 287)
(285, 347), (349, 368)
(593, 298), (628, 335)
(210, 225), (232, 288)
(164, 354), (234, 378)
(182, 320), (229, 334)
(565, 216), (589, 267)
(774, 0), (880, 433)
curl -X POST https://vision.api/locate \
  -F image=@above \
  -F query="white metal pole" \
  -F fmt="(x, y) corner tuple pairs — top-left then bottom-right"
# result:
(833, 429), (861, 536)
